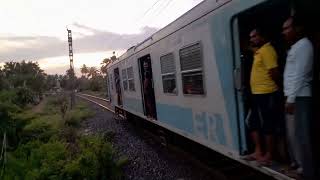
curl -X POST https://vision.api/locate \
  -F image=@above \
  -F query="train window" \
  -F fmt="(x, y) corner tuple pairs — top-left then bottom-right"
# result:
(122, 69), (128, 91)
(110, 73), (113, 90)
(127, 67), (135, 91)
(160, 53), (177, 94)
(179, 43), (204, 95)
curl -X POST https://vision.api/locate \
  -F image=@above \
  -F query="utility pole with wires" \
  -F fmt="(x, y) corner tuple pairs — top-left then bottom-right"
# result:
(67, 28), (75, 109)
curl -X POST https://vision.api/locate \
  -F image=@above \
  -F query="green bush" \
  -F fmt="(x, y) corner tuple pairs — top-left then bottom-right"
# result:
(5, 136), (125, 180)
(63, 135), (126, 180)
(64, 102), (94, 127)
(59, 126), (78, 144)
(15, 86), (35, 107)
(0, 90), (17, 103)
(21, 118), (56, 143)
(0, 100), (21, 148)
(0, 87), (35, 108)
(2, 94), (123, 180)
(4, 140), (67, 180)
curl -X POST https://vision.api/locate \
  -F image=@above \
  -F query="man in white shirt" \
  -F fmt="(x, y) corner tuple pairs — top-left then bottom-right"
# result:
(282, 16), (315, 179)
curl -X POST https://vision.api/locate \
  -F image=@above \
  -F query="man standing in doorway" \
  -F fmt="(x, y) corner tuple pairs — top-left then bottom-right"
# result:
(246, 28), (280, 165)
(282, 16), (315, 179)
(143, 61), (156, 119)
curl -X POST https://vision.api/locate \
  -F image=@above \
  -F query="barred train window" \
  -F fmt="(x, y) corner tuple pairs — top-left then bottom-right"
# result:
(160, 53), (177, 94)
(122, 69), (128, 90)
(127, 67), (135, 91)
(179, 43), (204, 95)
(110, 73), (113, 90)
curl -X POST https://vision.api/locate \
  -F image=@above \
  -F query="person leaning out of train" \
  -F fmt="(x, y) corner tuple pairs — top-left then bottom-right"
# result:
(244, 27), (281, 166)
(282, 15), (316, 180)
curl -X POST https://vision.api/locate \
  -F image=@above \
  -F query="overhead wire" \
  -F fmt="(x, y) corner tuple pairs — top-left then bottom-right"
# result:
(109, 0), (167, 53)
(147, 0), (175, 25)
(69, 0), (175, 60)
(136, 0), (169, 28)
(138, 0), (164, 21)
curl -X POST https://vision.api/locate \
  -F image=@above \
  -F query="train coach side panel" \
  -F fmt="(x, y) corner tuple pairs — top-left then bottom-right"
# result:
(149, 0), (271, 156)
(108, 0), (271, 158)
(120, 55), (144, 115)
(151, 14), (239, 155)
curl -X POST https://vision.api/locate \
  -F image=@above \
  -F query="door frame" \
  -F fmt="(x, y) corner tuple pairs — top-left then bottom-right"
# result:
(113, 67), (123, 106)
(138, 54), (157, 119)
(231, 17), (248, 155)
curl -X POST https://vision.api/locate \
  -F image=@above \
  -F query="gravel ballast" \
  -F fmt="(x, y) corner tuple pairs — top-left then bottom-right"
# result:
(80, 99), (224, 180)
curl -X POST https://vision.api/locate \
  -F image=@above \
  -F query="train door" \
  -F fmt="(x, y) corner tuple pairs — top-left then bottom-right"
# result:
(138, 55), (157, 120)
(113, 68), (123, 106)
(106, 73), (110, 101)
(109, 73), (113, 103)
(232, 0), (291, 163)
(233, 0), (320, 176)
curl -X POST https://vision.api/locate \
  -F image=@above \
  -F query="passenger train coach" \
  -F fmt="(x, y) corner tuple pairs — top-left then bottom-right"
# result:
(106, 0), (319, 179)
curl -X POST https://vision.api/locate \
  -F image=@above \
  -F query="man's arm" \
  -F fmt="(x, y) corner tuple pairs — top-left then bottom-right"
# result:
(269, 67), (280, 86)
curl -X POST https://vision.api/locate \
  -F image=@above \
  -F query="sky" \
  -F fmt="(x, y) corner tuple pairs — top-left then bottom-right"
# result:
(0, 0), (203, 75)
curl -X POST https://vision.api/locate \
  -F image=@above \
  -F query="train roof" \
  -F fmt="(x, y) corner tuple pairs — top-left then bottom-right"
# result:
(108, 0), (231, 68)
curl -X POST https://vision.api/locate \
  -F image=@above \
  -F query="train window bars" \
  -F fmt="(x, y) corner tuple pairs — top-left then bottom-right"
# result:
(160, 53), (177, 94)
(122, 69), (128, 91)
(179, 43), (204, 95)
(110, 73), (113, 90)
(127, 67), (135, 91)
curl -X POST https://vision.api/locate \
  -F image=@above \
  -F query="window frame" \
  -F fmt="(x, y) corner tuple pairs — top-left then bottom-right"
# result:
(121, 68), (128, 91)
(179, 41), (206, 96)
(127, 66), (135, 92)
(160, 52), (178, 95)
(110, 73), (113, 90)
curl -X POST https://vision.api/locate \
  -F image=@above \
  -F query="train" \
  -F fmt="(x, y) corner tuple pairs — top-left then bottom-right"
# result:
(106, 0), (319, 179)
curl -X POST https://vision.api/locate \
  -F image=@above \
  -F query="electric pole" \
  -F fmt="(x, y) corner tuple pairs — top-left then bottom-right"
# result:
(67, 28), (75, 109)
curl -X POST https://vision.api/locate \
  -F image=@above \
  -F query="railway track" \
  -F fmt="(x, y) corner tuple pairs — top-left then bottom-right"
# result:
(77, 93), (276, 180)
(77, 93), (114, 112)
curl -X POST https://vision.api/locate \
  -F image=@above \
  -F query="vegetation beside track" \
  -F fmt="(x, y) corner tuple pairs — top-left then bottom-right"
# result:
(1, 94), (126, 180)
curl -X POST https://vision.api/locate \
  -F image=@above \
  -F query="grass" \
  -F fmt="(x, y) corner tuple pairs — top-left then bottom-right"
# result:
(3, 95), (126, 180)
(64, 103), (94, 127)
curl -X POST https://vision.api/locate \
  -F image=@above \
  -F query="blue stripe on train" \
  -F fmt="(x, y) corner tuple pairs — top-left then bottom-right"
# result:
(157, 103), (227, 146)
(156, 103), (194, 134)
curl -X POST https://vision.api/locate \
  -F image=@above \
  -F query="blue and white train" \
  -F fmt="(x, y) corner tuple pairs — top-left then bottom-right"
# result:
(106, 0), (318, 179)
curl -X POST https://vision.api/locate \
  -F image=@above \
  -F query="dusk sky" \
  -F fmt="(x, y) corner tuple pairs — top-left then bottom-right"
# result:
(0, 0), (203, 75)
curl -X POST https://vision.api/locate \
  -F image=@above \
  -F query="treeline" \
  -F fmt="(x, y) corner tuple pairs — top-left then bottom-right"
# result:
(0, 59), (125, 179)
(0, 61), (59, 106)
(77, 53), (115, 92)
(0, 61), (56, 147)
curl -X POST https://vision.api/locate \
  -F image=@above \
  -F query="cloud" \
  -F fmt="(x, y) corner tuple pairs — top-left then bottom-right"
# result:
(0, 24), (158, 62)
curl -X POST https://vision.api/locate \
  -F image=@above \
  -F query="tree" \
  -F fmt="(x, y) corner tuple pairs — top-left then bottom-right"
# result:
(59, 75), (68, 89)
(88, 67), (99, 79)
(0, 66), (5, 90)
(80, 64), (89, 77)
(2, 61), (46, 97)
(100, 58), (111, 75)
(44, 74), (59, 91)
(60, 69), (76, 90)
(100, 52), (117, 75)
(89, 73), (104, 91)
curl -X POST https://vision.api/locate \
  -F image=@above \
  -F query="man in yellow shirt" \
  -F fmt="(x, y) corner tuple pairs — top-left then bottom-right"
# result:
(246, 28), (280, 165)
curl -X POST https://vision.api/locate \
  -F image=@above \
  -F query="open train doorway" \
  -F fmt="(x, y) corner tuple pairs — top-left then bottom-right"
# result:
(114, 68), (123, 106)
(233, 0), (320, 177)
(138, 55), (157, 120)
